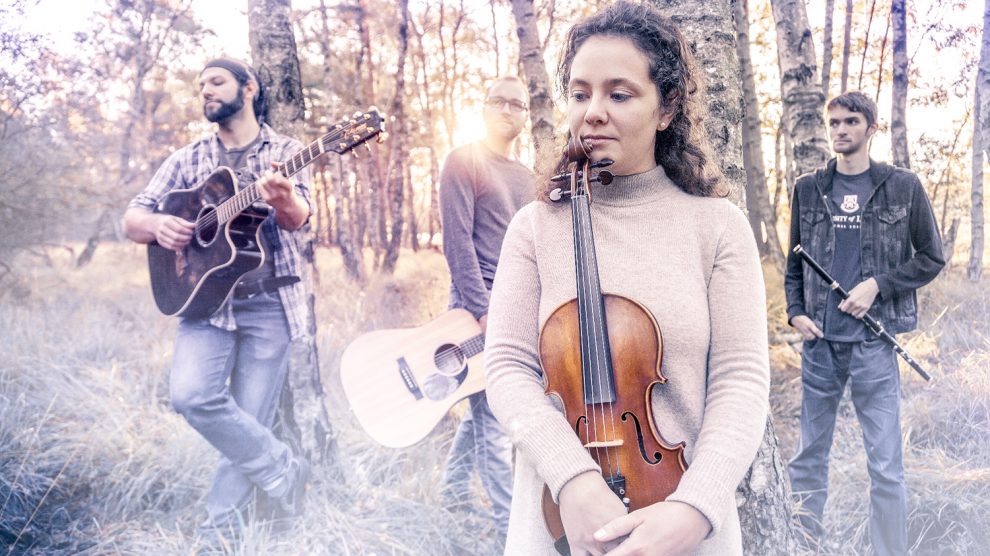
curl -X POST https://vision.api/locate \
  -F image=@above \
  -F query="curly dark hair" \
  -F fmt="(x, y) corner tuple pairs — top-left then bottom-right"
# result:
(542, 0), (725, 200)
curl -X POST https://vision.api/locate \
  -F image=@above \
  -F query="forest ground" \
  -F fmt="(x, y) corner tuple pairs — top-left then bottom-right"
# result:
(1, 243), (987, 555)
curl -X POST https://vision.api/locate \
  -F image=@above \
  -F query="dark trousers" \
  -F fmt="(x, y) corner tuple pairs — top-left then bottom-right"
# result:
(788, 337), (908, 556)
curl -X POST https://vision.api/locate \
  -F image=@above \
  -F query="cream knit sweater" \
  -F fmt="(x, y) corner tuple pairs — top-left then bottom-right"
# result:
(485, 164), (770, 555)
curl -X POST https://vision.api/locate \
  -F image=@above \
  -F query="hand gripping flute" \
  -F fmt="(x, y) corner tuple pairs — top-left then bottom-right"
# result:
(792, 244), (932, 381)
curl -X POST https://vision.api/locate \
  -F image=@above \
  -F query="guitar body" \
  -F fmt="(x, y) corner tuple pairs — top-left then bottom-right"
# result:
(148, 167), (269, 319)
(340, 309), (486, 448)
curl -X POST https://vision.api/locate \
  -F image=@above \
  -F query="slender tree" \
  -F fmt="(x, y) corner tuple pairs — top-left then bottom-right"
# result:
(822, 0), (836, 96)
(248, 0), (338, 469)
(972, 0), (990, 282)
(735, 0), (786, 270)
(891, 0), (911, 168)
(772, 0), (831, 177)
(856, 0), (878, 91)
(841, 0), (853, 92)
(509, 0), (557, 176)
(970, 90), (983, 281)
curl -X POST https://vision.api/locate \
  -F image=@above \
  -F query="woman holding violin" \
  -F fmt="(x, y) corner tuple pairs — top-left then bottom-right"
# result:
(484, 2), (771, 555)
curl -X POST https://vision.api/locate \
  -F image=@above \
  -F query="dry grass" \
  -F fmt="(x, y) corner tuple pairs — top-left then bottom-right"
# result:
(1, 247), (987, 555)
(767, 264), (990, 555)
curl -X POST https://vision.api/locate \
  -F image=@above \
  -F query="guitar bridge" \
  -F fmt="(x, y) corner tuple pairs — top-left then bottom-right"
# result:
(396, 357), (423, 400)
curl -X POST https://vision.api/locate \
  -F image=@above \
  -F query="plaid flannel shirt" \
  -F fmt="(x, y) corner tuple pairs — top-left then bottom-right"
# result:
(129, 124), (313, 341)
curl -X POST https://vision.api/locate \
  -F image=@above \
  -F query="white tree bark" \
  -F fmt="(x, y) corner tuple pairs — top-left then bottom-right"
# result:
(248, 0), (339, 470)
(971, 0), (990, 282)
(509, 0), (557, 177)
(771, 0), (831, 178)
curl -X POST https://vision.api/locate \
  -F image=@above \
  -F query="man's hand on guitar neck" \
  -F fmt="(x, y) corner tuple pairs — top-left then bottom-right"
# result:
(258, 163), (310, 231)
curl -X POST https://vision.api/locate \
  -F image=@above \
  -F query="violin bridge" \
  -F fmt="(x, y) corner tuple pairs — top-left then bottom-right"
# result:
(584, 439), (623, 449)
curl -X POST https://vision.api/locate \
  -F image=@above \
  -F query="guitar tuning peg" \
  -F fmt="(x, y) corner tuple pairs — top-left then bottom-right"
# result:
(377, 132), (389, 144)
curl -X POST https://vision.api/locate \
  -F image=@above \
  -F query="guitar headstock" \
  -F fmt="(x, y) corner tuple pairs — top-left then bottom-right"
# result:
(324, 108), (386, 155)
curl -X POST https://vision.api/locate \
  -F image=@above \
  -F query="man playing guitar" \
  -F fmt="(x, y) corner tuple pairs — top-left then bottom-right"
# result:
(122, 58), (311, 542)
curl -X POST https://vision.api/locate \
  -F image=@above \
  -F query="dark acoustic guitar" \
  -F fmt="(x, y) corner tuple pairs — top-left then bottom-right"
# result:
(148, 109), (385, 319)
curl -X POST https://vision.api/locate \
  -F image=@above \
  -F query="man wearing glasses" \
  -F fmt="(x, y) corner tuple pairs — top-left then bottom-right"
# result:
(438, 76), (533, 547)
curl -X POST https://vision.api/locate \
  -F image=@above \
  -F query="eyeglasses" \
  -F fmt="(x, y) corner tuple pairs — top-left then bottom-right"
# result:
(485, 97), (528, 113)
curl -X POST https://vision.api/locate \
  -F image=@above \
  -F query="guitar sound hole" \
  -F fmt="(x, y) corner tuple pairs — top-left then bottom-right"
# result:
(195, 205), (219, 247)
(434, 343), (466, 377)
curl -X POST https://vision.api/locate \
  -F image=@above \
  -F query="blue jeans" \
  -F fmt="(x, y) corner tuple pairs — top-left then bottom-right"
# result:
(442, 392), (513, 540)
(788, 337), (907, 556)
(170, 291), (292, 524)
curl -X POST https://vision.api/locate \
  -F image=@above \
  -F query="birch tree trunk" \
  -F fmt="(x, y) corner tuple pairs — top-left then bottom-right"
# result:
(841, 0), (852, 93)
(972, 0), (990, 282)
(509, 0), (557, 176)
(248, 0), (305, 138)
(248, 0), (338, 470)
(821, 0), (835, 96)
(650, 0), (745, 204)
(891, 0), (910, 168)
(772, 0), (831, 178)
(650, 1), (796, 552)
(735, 0), (785, 271)
(856, 0), (877, 91)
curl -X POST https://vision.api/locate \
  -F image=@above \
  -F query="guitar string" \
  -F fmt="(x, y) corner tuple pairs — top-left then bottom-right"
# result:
(194, 123), (357, 230)
(192, 121), (371, 232)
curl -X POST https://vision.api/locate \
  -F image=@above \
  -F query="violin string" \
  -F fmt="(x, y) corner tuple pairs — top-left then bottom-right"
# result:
(573, 184), (594, 462)
(585, 200), (621, 480)
(578, 191), (619, 481)
(593, 200), (620, 479)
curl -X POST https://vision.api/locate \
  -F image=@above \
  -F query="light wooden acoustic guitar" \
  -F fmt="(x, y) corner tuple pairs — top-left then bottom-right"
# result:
(339, 309), (486, 448)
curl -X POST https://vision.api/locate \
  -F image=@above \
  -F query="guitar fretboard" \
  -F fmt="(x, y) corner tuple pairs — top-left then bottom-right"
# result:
(214, 116), (376, 225)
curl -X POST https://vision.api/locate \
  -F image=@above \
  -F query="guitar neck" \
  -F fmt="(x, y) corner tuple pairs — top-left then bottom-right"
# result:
(213, 124), (360, 226)
(462, 333), (485, 358)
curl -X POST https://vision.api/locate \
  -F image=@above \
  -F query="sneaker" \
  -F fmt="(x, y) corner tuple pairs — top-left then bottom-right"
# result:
(273, 456), (311, 519)
(195, 516), (243, 552)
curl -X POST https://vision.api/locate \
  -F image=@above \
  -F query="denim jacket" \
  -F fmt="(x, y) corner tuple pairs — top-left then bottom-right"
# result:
(785, 158), (945, 335)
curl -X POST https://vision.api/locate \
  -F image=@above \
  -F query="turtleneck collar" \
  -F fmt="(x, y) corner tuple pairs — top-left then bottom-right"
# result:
(589, 164), (679, 206)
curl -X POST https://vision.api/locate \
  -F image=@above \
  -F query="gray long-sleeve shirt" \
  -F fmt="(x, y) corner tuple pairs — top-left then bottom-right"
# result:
(439, 142), (533, 319)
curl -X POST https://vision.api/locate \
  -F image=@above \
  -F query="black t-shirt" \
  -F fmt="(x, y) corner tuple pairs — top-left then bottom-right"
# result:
(823, 169), (872, 341)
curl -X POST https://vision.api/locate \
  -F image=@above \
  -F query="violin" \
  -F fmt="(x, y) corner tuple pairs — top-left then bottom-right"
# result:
(538, 138), (687, 554)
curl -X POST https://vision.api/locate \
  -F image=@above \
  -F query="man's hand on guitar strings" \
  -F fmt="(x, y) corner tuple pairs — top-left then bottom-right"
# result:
(155, 214), (195, 252)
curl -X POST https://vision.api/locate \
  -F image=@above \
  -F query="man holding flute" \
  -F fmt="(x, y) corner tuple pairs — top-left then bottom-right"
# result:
(784, 91), (945, 556)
